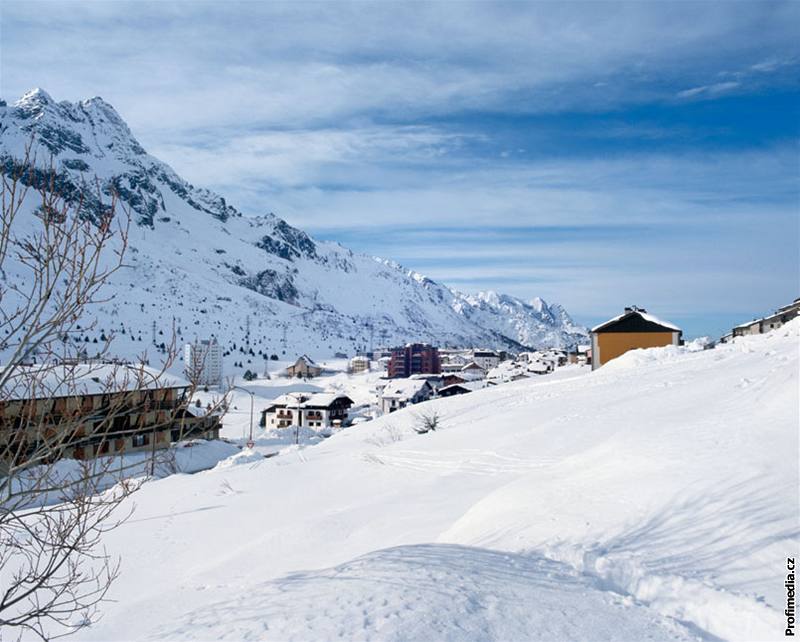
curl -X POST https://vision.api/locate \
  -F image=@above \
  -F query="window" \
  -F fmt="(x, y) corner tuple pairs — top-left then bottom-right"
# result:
(132, 433), (150, 448)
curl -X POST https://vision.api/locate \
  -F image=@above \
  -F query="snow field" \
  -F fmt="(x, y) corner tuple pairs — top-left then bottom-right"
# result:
(69, 321), (798, 641)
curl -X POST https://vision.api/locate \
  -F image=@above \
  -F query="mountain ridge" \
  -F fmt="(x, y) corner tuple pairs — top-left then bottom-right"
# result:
(0, 89), (587, 366)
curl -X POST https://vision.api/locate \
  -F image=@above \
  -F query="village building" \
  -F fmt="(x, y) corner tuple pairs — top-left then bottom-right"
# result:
(767, 297), (800, 327)
(409, 373), (445, 392)
(460, 362), (487, 379)
(261, 392), (353, 430)
(485, 358), (549, 384)
(0, 364), (221, 473)
(441, 374), (467, 387)
(590, 306), (682, 370)
(568, 344), (591, 365)
(526, 361), (551, 375)
(440, 352), (469, 367)
(732, 319), (763, 338)
(183, 337), (223, 387)
(440, 362), (467, 374)
(380, 379), (434, 413)
(349, 355), (370, 374)
(438, 381), (486, 397)
(471, 350), (500, 370)
(731, 297), (800, 338)
(286, 355), (323, 378)
(388, 343), (441, 378)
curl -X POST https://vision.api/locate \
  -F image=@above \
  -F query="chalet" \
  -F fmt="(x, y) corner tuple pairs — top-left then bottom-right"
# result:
(261, 392), (353, 430)
(286, 355), (322, 378)
(438, 381), (486, 398)
(380, 379), (434, 414)
(590, 307), (682, 370)
(0, 363), (220, 473)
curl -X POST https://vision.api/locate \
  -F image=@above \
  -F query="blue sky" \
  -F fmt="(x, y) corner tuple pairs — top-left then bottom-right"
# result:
(2, 1), (798, 337)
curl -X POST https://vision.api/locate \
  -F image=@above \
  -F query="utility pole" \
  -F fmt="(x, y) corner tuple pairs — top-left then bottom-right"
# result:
(232, 385), (255, 449)
(151, 320), (156, 346)
(245, 315), (251, 345)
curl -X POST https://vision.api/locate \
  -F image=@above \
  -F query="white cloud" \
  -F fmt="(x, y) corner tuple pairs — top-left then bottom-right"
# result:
(677, 81), (740, 99)
(2, 1), (798, 133)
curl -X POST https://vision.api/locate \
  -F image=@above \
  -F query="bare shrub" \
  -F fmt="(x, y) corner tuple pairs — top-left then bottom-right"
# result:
(412, 410), (442, 434)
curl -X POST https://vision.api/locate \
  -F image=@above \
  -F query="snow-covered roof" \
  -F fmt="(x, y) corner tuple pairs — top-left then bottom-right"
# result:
(732, 319), (763, 330)
(381, 378), (431, 400)
(461, 362), (485, 371)
(266, 391), (352, 410)
(591, 310), (681, 333)
(440, 381), (486, 394)
(294, 355), (319, 367)
(527, 361), (549, 372)
(0, 363), (190, 401)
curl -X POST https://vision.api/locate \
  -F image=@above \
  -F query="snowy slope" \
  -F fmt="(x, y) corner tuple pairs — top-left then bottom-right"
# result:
(70, 321), (797, 641)
(0, 89), (586, 369)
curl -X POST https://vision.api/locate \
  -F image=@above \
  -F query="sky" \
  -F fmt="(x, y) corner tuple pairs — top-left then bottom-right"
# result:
(1, 1), (798, 337)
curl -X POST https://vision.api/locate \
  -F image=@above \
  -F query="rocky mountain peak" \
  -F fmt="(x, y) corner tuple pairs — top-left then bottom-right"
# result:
(0, 89), (587, 356)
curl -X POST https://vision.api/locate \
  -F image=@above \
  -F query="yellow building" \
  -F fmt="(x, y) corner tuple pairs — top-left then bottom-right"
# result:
(591, 307), (682, 370)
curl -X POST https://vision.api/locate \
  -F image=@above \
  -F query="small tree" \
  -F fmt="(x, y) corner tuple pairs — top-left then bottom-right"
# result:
(412, 410), (442, 434)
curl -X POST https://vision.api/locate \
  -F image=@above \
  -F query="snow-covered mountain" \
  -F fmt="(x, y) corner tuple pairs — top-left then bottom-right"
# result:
(0, 89), (587, 365)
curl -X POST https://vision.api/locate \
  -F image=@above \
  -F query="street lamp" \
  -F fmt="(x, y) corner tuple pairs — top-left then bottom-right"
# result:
(231, 385), (255, 449)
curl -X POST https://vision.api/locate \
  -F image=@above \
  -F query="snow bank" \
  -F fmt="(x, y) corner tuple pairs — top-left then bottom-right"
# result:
(155, 544), (692, 641)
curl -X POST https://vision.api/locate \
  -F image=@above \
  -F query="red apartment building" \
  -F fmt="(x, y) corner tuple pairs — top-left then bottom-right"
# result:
(388, 343), (441, 378)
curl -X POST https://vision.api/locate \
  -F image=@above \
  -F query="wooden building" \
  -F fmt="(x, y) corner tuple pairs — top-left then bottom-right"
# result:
(0, 364), (220, 473)
(590, 307), (682, 370)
